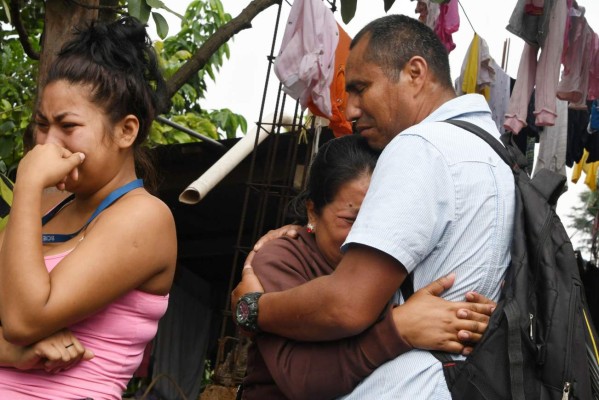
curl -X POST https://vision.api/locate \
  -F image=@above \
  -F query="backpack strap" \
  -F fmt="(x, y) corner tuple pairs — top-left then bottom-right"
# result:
(445, 119), (527, 400)
(444, 119), (516, 168)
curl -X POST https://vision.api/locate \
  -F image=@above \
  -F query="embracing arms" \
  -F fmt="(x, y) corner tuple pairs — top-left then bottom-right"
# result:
(241, 234), (493, 399)
(255, 277), (492, 400)
(236, 244), (410, 340)
(235, 229), (493, 342)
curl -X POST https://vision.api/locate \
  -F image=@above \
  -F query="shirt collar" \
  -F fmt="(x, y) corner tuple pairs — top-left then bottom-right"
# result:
(423, 93), (492, 123)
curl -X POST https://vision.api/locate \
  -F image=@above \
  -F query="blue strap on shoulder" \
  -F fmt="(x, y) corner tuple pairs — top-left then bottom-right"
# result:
(41, 179), (144, 243)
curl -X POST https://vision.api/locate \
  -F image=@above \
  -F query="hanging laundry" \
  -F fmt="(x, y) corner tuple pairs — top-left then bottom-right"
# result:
(588, 34), (599, 101)
(456, 34), (511, 133)
(434, 0), (460, 53)
(274, 0), (339, 118)
(534, 99), (569, 178)
(306, 24), (353, 137)
(566, 107), (593, 167)
(524, 0), (545, 16)
(560, 0), (575, 66)
(557, 7), (593, 109)
(413, 0), (459, 53)
(488, 59), (511, 134)
(506, 0), (557, 47)
(503, 0), (568, 133)
(572, 149), (599, 191)
(414, 1), (440, 28)
(456, 34), (494, 100)
(571, 102), (599, 190)
(591, 100), (599, 132)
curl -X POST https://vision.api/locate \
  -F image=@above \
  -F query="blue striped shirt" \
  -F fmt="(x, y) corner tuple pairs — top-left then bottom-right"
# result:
(341, 94), (515, 399)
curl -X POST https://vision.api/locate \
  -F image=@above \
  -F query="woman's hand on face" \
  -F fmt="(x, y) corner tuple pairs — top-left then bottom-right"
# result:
(391, 274), (496, 356)
(16, 143), (85, 191)
(14, 329), (94, 373)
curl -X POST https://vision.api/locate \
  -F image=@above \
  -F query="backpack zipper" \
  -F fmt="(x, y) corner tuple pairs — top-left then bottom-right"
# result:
(529, 313), (534, 340)
(562, 381), (571, 399)
(563, 284), (581, 399)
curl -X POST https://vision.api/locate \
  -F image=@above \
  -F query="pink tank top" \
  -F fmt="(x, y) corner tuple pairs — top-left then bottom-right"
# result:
(0, 250), (169, 399)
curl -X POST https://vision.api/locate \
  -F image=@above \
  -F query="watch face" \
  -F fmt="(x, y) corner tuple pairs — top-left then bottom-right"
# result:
(237, 300), (250, 323)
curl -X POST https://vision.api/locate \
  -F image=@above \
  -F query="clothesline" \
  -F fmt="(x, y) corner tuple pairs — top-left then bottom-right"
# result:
(457, 0), (476, 34)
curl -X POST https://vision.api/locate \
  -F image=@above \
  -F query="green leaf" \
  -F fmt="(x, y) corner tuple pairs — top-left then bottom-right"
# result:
(238, 117), (248, 134)
(2, 0), (11, 24)
(383, 0), (395, 12)
(152, 12), (169, 39)
(0, 136), (13, 159)
(174, 50), (192, 60)
(146, 0), (184, 19)
(0, 121), (15, 133)
(0, 99), (11, 111)
(340, 0), (357, 24)
(128, 0), (151, 23)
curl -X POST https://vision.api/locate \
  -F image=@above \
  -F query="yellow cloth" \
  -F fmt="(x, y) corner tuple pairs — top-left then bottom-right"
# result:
(461, 34), (480, 95)
(461, 34), (491, 101)
(571, 149), (599, 191)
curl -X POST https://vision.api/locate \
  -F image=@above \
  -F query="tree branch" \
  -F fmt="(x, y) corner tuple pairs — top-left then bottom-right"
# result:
(9, 0), (40, 60)
(165, 0), (281, 99)
(66, 0), (125, 11)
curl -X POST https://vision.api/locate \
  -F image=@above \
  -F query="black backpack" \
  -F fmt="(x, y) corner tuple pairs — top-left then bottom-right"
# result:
(402, 119), (599, 400)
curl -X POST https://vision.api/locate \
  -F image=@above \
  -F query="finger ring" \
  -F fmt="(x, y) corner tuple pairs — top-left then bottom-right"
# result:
(65, 343), (74, 349)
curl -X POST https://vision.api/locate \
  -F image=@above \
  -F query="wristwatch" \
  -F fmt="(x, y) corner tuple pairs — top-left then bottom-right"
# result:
(235, 292), (262, 333)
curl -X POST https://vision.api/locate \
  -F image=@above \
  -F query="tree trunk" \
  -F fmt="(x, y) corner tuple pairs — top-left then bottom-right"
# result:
(38, 0), (99, 90)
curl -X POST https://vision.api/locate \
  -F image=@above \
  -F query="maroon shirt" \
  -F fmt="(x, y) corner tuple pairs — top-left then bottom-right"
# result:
(242, 228), (410, 400)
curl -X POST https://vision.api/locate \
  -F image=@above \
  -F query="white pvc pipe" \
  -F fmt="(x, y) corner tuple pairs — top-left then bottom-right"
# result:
(178, 127), (269, 204)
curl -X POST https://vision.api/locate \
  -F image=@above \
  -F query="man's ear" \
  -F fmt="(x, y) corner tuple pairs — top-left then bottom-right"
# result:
(116, 115), (139, 149)
(404, 56), (428, 88)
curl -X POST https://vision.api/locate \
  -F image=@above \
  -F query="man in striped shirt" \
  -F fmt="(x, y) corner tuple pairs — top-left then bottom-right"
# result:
(234, 14), (515, 399)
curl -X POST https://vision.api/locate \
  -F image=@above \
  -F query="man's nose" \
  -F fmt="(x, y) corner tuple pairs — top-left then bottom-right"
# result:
(344, 95), (362, 123)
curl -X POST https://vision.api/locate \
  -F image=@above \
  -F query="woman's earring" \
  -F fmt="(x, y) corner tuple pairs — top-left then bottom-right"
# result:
(306, 223), (315, 233)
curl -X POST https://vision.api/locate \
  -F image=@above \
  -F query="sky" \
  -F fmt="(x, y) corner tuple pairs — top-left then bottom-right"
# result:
(148, 0), (599, 254)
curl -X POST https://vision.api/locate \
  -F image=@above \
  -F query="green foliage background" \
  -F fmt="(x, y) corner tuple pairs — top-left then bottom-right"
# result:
(0, 1), (43, 173)
(0, 0), (247, 175)
(567, 190), (599, 253)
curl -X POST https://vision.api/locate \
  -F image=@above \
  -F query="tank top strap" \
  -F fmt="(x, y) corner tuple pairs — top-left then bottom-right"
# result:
(41, 179), (144, 244)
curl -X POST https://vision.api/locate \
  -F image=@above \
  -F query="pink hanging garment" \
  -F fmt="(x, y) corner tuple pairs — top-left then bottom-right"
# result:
(435, 0), (460, 53)
(504, 0), (568, 133)
(274, 0), (339, 117)
(556, 12), (593, 109)
(588, 33), (599, 101)
(525, 0), (545, 15)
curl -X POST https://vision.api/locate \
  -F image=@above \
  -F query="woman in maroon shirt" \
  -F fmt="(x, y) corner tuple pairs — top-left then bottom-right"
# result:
(241, 135), (494, 400)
